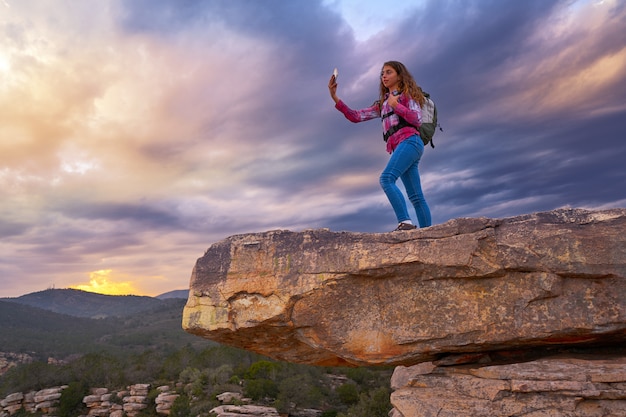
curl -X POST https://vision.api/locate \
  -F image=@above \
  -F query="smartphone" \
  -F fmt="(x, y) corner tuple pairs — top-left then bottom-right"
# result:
(332, 68), (338, 79)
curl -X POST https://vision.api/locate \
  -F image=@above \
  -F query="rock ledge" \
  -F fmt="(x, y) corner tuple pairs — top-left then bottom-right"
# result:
(183, 208), (626, 367)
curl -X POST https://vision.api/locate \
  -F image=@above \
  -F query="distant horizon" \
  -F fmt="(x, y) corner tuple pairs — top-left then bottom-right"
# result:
(0, 286), (189, 299)
(2, 1), (625, 299)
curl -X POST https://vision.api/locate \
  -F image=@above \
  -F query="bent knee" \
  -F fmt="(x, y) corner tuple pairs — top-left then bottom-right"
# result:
(379, 172), (397, 187)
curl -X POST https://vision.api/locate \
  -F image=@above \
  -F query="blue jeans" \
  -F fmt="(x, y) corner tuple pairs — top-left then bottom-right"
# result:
(379, 135), (432, 227)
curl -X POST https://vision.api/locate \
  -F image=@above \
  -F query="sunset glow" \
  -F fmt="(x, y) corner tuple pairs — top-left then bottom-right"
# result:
(71, 270), (140, 296)
(2, 0), (625, 298)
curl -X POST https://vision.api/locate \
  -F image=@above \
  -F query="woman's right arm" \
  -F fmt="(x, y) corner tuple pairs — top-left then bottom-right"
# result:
(335, 101), (380, 123)
(329, 75), (380, 122)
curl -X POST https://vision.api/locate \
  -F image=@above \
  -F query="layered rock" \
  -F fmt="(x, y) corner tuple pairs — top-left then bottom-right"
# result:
(82, 384), (180, 417)
(0, 392), (26, 416)
(0, 352), (33, 376)
(83, 388), (124, 417)
(3, 384), (180, 417)
(0, 386), (67, 417)
(182, 208), (626, 367)
(216, 391), (245, 404)
(155, 386), (180, 416)
(390, 353), (626, 416)
(122, 383), (150, 416)
(182, 208), (626, 415)
(209, 404), (280, 417)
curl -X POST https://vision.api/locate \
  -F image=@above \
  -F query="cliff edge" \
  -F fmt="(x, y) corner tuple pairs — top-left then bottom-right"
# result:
(182, 208), (626, 367)
(182, 208), (626, 416)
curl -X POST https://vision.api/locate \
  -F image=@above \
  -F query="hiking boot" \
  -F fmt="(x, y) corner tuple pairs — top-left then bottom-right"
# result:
(394, 222), (417, 231)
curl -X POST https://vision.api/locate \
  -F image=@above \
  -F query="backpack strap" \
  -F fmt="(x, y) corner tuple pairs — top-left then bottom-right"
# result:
(382, 111), (415, 143)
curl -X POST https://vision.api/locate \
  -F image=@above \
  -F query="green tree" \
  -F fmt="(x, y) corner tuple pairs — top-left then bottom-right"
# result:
(344, 367), (374, 385)
(275, 373), (323, 413)
(244, 360), (281, 380)
(336, 383), (359, 406)
(244, 378), (279, 401)
(338, 387), (391, 417)
(58, 381), (89, 417)
(160, 345), (197, 380)
(242, 360), (282, 401)
(66, 352), (124, 389)
(170, 394), (192, 417)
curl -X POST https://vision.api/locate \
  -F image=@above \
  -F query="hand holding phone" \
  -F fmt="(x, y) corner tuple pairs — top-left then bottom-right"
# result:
(328, 68), (339, 103)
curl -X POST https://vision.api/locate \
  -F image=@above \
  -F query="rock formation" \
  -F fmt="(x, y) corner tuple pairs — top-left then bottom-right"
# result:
(83, 384), (179, 417)
(182, 208), (626, 366)
(209, 404), (280, 417)
(0, 383), (181, 417)
(83, 387), (124, 417)
(390, 354), (626, 416)
(182, 208), (626, 415)
(0, 386), (67, 417)
(0, 352), (33, 376)
(155, 387), (180, 416)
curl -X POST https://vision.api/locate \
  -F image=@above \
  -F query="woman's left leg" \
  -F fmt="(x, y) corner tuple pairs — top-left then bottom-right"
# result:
(380, 139), (416, 223)
(400, 138), (431, 228)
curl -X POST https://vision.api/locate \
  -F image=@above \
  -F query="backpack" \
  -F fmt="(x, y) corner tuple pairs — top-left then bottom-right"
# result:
(419, 91), (441, 148)
(381, 91), (442, 148)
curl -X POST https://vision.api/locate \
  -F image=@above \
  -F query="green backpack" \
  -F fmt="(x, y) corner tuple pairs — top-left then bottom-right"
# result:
(419, 91), (441, 148)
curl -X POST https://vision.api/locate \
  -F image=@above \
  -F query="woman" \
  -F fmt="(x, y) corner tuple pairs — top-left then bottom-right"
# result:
(328, 61), (432, 231)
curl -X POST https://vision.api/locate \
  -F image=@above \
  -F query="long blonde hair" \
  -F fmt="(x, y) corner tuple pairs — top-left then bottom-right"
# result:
(378, 61), (425, 108)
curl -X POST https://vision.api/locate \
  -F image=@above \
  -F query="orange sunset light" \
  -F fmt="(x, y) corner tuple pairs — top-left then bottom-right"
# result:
(71, 269), (140, 296)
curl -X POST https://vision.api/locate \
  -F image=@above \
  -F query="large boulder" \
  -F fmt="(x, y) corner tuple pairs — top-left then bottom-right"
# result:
(183, 208), (626, 367)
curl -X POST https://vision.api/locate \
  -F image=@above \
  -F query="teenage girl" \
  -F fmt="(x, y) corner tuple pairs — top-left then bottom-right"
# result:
(328, 60), (432, 231)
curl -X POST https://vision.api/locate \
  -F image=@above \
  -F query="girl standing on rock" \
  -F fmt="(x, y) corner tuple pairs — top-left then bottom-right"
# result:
(328, 61), (432, 231)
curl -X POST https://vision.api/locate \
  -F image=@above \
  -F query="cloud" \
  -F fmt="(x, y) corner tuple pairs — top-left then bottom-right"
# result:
(1, 0), (625, 297)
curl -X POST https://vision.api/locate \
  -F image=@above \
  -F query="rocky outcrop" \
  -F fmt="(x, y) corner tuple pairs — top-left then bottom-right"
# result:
(155, 387), (180, 416)
(1, 383), (180, 417)
(0, 352), (33, 376)
(182, 208), (626, 415)
(121, 383), (150, 416)
(208, 405), (323, 417)
(84, 384), (179, 417)
(182, 208), (626, 367)
(209, 404), (280, 417)
(390, 353), (626, 416)
(0, 386), (67, 417)
(216, 391), (245, 404)
(83, 388), (124, 417)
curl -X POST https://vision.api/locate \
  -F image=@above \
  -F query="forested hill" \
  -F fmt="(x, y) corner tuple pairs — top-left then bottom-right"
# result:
(0, 296), (209, 362)
(0, 299), (113, 358)
(1, 288), (184, 318)
(0, 291), (393, 416)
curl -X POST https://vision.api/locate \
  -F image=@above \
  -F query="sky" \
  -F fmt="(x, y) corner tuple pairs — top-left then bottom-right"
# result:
(1, 0), (625, 298)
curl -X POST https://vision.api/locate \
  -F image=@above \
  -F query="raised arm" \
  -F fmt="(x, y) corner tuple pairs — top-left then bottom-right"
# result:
(329, 72), (380, 123)
(328, 73), (340, 104)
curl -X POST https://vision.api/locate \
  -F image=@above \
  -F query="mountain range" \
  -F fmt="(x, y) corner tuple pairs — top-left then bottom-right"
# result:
(1, 288), (189, 318)
(0, 288), (211, 368)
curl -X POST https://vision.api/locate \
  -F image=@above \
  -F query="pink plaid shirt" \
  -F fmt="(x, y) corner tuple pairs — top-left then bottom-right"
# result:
(335, 93), (422, 153)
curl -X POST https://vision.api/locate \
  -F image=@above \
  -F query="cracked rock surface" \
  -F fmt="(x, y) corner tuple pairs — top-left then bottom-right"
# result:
(182, 208), (626, 367)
